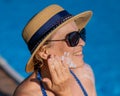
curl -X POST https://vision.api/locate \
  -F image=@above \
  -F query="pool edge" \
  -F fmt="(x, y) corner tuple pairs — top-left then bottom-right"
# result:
(0, 56), (24, 84)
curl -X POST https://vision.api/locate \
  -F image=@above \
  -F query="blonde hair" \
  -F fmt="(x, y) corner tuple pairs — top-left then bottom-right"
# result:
(33, 42), (52, 71)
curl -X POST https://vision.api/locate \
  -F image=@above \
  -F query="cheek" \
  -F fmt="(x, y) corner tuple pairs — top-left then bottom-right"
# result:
(49, 42), (69, 56)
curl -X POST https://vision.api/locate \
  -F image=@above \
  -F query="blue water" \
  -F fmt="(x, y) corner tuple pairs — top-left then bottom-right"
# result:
(0, 0), (120, 96)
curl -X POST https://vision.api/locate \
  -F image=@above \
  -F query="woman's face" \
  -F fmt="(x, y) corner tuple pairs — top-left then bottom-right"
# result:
(47, 21), (85, 67)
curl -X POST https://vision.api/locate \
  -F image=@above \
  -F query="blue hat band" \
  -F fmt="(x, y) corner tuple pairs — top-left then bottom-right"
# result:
(28, 10), (73, 53)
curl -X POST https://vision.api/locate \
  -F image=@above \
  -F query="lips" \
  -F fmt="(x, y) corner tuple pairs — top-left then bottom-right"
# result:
(73, 50), (83, 56)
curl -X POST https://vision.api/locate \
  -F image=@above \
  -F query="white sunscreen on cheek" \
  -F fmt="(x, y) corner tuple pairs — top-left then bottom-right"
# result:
(61, 52), (76, 68)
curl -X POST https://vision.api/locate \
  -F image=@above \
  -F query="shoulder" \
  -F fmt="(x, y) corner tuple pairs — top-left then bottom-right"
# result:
(72, 63), (95, 84)
(82, 64), (95, 84)
(72, 64), (97, 95)
(13, 81), (31, 96)
(82, 64), (97, 96)
(13, 73), (42, 96)
(13, 72), (55, 96)
(83, 64), (94, 75)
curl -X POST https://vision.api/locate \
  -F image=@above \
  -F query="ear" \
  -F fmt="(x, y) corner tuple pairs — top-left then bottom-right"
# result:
(37, 46), (49, 59)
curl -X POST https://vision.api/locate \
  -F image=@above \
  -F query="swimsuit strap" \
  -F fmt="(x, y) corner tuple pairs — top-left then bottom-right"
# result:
(37, 70), (88, 96)
(70, 70), (88, 96)
(37, 70), (47, 96)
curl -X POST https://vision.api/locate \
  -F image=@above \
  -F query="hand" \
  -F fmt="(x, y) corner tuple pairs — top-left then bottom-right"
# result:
(42, 55), (72, 96)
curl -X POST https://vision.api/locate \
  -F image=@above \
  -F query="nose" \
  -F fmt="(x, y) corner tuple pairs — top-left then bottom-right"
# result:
(78, 38), (85, 46)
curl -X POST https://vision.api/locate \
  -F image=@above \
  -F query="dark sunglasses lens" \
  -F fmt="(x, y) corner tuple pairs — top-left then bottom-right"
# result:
(66, 32), (80, 47)
(80, 28), (86, 41)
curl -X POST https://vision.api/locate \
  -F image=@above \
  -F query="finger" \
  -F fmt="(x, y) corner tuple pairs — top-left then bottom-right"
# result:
(61, 57), (71, 76)
(54, 56), (70, 80)
(47, 55), (58, 83)
(42, 78), (52, 89)
(53, 56), (63, 78)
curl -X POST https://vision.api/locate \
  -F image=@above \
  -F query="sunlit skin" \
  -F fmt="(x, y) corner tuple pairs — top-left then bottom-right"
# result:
(13, 21), (96, 96)
(46, 21), (85, 68)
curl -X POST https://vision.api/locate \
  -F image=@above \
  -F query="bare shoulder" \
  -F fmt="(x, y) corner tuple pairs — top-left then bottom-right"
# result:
(13, 72), (55, 96)
(72, 63), (97, 96)
(13, 73), (42, 96)
(79, 63), (95, 84)
(83, 64), (95, 76)
(82, 64), (97, 96)
(13, 79), (30, 96)
(71, 63), (95, 85)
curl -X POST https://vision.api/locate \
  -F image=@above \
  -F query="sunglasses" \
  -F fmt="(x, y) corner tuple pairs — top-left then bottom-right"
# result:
(46, 28), (86, 47)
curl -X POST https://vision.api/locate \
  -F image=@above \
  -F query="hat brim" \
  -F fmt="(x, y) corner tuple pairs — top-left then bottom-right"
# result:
(25, 11), (93, 72)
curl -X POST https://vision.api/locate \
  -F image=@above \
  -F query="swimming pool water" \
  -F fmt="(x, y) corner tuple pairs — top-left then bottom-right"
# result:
(0, 0), (120, 96)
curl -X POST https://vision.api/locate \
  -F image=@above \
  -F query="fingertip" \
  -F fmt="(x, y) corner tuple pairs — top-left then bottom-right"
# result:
(41, 78), (46, 82)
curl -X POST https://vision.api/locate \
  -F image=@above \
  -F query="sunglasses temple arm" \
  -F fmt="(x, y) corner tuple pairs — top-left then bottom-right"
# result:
(46, 39), (66, 42)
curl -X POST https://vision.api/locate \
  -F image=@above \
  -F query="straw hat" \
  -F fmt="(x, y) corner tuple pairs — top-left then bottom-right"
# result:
(22, 4), (93, 72)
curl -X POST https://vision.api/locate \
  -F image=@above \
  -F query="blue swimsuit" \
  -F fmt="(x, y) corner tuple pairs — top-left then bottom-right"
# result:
(37, 70), (88, 96)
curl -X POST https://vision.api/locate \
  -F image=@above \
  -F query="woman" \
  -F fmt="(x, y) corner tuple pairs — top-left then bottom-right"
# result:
(13, 4), (96, 96)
